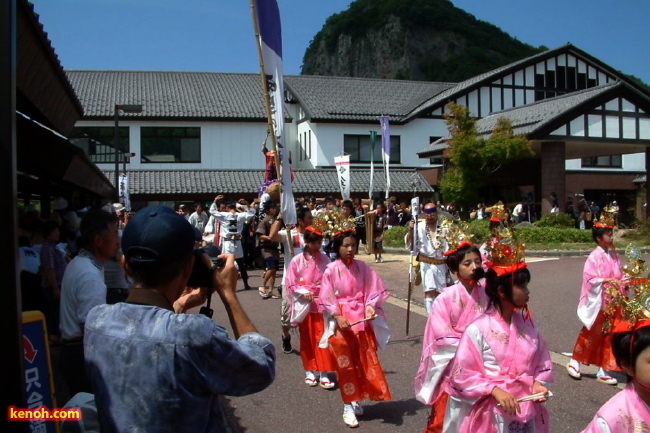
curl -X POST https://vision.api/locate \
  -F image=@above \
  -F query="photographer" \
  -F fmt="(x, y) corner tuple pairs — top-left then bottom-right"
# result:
(83, 206), (275, 432)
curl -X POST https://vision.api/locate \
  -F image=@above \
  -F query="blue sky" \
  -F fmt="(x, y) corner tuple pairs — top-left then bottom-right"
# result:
(29, 0), (650, 84)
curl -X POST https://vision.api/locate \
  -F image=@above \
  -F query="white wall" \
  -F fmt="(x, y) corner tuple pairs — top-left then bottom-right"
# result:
(77, 119), (293, 172)
(299, 117), (448, 168)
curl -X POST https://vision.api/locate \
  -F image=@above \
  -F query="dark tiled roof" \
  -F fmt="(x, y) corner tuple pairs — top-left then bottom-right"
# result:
(66, 71), (271, 119)
(66, 70), (454, 123)
(102, 169), (433, 195)
(474, 82), (619, 136)
(417, 138), (450, 156)
(284, 76), (454, 122)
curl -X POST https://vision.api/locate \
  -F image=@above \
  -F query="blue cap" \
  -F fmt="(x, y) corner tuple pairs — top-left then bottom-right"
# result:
(122, 206), (200, 267)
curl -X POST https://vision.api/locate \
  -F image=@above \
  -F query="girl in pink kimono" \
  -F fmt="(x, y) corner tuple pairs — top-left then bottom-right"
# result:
(414, 242), (488, 433)
(447, 263), (554, 433)
(567, 223), (624, 385)
(319, 230), (391, 428)
(582, 319), (650, 432)
(285, 227), (336, 389)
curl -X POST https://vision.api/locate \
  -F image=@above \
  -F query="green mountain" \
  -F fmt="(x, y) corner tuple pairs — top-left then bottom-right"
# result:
(301, 0), (545, 82)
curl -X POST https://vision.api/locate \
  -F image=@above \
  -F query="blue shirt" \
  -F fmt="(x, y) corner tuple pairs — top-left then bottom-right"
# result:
(84, 298), (275, 433)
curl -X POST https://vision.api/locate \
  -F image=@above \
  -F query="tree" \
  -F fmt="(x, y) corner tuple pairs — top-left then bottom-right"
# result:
(439, 102), (533, 208)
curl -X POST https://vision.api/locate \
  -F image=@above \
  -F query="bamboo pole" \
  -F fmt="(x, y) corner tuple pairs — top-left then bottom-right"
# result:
(250, 0), (282, 185)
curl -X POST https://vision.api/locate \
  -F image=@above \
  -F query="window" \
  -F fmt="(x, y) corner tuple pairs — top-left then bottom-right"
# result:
(344, 134), (400, 163)
(69, 126), (129, 163)
(581, 155), (622, 168)
(141, 127), (201, 163)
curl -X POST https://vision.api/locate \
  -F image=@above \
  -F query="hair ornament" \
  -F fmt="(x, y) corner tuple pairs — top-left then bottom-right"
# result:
(309, 210), (356, 238)
(442, 221), (476, 256)
(484, 226), (527, 277)
(594, 205), (616, 229)
(604, 244), (649, 332)
(487, 201), (508, 223)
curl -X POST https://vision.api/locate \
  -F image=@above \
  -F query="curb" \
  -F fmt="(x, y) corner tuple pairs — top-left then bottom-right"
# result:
(382, 247), (650, 258)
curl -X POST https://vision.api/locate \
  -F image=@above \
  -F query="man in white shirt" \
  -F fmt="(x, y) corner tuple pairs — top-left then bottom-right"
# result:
(188, 202), (209, 233)
(269, 206), (313, 354)
(512, 202), (523, 224)
(59, 209), (120, 396)
(209, 197), (255, 291)
(406, 202), (449, 314)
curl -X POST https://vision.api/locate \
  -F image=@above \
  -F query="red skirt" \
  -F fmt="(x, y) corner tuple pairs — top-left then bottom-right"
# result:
(423, 392), (449, 433)
(572, 309), (621, 371)
(298, 312), (335, 372)
(328, 326), (391, 404)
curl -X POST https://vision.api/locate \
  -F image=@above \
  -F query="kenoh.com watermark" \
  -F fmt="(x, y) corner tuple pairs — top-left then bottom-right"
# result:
(8, 405), (81, 421)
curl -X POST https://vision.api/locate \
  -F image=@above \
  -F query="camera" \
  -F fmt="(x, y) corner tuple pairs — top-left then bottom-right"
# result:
(187, 245), (224, 288)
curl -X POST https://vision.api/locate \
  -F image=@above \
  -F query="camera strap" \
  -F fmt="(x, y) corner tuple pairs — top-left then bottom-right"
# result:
(199, 290), (214, 318)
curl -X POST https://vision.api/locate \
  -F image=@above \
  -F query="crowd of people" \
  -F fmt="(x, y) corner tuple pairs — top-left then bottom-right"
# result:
(15, 192), (648, 432)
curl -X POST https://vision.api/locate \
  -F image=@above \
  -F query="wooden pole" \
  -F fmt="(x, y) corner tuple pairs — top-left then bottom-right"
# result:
(250, 0), (282, 184)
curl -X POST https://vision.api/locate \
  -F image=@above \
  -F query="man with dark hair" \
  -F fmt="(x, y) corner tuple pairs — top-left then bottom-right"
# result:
(59, 209), (119, 395)
(256, 201), (280, 299)
(84, 206), (275, 432)
(209, 196), (255, 290)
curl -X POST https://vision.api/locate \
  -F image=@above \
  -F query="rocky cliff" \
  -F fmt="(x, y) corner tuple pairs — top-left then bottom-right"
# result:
(301, 0), (543, 82)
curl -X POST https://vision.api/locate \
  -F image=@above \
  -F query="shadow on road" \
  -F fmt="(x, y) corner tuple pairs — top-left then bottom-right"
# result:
(361, 398), (425, 427)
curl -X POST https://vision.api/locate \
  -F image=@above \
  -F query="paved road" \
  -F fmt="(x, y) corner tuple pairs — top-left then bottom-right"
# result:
(194, 250), (649, 433)
(48, 250), (647, 432)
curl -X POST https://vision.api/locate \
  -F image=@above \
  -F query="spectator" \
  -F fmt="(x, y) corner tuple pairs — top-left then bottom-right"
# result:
(575, 193), (589, 230)
(512, 202), (523, 224)
(371, 203), (388, 263)
(550, 192), (560, 214)
(352, 198), (368, 253)
(59, 209), (119, 396)
(83, 206), (275, 432)
(256, 201), (281, 299)
(396, 202), (410, 226)
(188, 202), (209, 233)
(40, 220), (67, 344)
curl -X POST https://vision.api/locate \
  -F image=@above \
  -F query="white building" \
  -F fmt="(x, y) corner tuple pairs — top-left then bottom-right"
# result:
(66, 44), (650, 218)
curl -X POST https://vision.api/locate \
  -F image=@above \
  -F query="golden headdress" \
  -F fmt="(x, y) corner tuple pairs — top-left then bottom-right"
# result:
(484, 226), (527, 276)
(604, 244), (650, 332)
(488, 201), (508, 223)
(443, 221), (476, 256)
(594, 205), (616, 229)
(306, 209), (356, 237)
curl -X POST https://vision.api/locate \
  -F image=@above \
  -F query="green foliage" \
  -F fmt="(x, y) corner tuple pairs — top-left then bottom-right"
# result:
(383, 225), (409, 248)
(516, 227), (592, 244)
(439, 103), (533, 208)
(467, 219), (491, 245)
(534, 213), (576, 228)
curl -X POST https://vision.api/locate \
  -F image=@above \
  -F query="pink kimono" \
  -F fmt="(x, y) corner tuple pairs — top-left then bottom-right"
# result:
(319, 259), (392, 404)
(447, 310), (554, 433)
(285, 251), (330, 324)
(319, 259), (390, 337)
(572, 246), (624, 370)
(415, 280), (489, 405)
(581, 383), (650, 433)
(285, 251), (335, 373)
(577, 246), (623, 330)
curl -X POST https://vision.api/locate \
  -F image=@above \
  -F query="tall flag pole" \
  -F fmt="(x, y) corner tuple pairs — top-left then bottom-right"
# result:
(379, 116), (391, 199)
(251, 0), (296, 224)
(369, 130), (376, 204)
